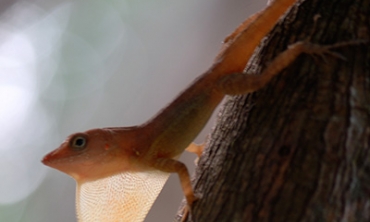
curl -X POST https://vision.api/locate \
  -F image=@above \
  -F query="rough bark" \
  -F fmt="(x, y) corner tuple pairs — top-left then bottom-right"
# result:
(182, 0), (370, 221)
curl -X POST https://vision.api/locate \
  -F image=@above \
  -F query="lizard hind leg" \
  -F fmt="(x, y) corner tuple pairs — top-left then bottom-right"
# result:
(216, 39), (367, 96)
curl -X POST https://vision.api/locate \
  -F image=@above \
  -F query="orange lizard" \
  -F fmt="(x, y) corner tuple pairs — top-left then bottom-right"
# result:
(42, 0), (362, 221)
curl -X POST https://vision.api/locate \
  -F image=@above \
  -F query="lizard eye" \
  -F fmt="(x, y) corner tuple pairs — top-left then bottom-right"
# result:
(70, 135), (87, 150)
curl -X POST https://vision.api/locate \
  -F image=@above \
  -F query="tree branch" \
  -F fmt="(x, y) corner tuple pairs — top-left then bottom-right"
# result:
(183, 0), (370, 221)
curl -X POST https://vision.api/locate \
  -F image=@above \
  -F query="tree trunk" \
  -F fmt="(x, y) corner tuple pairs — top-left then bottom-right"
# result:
(181, 0), (370, 221)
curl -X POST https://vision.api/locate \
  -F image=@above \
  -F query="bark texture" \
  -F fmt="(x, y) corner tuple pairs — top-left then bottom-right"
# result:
(182, 0), (370, 221)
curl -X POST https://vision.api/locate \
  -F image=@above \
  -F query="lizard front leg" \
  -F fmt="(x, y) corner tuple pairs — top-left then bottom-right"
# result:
(150, 157), (196, 206)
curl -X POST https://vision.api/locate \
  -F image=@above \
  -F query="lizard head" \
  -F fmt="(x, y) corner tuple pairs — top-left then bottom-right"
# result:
(42, 128), (136, 182)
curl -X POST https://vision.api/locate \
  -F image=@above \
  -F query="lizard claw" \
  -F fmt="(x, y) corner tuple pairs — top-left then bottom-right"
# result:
(180, 194), (200, 222)
(310, 47), (347, 64)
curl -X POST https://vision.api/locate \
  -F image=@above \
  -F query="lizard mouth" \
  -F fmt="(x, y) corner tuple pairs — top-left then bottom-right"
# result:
(41, 149), (61, 166)
(41, 147), (86, 178)
(41, 147), (79, 166)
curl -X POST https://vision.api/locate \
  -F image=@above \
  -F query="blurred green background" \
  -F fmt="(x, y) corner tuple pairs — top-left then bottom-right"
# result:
(0, 0), (263, 221)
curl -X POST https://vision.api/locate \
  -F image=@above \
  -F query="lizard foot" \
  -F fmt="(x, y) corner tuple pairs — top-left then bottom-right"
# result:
(289, 39), (368, 64)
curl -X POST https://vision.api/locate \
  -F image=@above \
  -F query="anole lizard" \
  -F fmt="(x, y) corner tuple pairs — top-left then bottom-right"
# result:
(42, 0), (364, 221)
